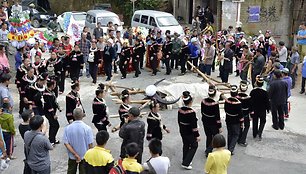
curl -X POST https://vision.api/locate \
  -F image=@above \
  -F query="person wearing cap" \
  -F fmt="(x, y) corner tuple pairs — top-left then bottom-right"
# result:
(119, 107), (145, 163)
(251, 48), (265, 88)
(162, 35), (173, 75)
(119, 39), (131, 79)
(269, 69), (288, 130)
(220, 42), (234, 83)
(236, 81), (251, 147)
(250, 76), (270, 140)
(92, 83), (110, 131)
(277, 41), (288, 67)
(201, 85), (221, 157)
(171, 32), (181, 70)
(282, 68), (292, 119)
(66, 82), (84, 124)
(178, 91), (200, 170)
(103, 38), (115, 81)
(68, 44), (84, 83)
(24, 73), (47, 116)
(63, 108), (94, 174)
(187, 37), (199, 71)
(43, 79), (60, 145)
(223, 85), (243, 155)
(288, 46), (300, 88)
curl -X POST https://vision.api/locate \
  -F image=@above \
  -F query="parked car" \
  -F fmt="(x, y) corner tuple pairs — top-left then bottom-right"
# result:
(85, 10), (123, 34)
(131, 10), (184, 36)
(23, 6), (55, 28)
(57, 11), (87, 32)
(93, 3), (112, 11)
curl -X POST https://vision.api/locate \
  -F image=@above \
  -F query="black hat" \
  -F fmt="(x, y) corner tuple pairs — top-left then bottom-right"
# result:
(121, 89), (130, 99)
(208, 85), (216, 95)
(230, 85), (238, 93)
(128, 107), (140, 117)
(239, 80), (248, 91)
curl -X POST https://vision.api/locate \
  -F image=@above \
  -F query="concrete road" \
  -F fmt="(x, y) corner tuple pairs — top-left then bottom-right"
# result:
(4, 50), (306, 173)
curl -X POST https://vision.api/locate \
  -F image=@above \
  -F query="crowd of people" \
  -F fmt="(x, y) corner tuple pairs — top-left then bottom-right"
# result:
(0, 1), (304, 173)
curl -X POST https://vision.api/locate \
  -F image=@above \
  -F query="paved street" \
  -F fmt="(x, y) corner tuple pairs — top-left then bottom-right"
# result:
(4, 55), (306, 173)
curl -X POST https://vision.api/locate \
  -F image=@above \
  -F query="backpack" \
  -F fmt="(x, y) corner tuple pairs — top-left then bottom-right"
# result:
(109, 159), (126, 174)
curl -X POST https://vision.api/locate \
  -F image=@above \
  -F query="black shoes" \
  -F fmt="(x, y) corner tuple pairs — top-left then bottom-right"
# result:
(238, 142), (248, 147)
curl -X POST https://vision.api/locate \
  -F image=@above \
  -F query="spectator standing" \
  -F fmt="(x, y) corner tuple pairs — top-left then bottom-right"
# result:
(0, 73), (13, 110)
(296, 22), (306, 58)
(103, 39), (115, 81)
(11, 0), (22, 14)
(0, 44), (9, 73)
(24, 115), (53, 174)
(79, 33), (91, 77)
(269, 70), (288, 130)
(204, 134), (231, 174)
(63, 108), (94, 174)
(288, 46), (300, 88)
(143, 139), (170, 174)
(122, 143), (144, 174)
(203, 40), (215, 75)
(93, 22), (104, 40)
(282, 68), (292, 119)
(18, 110), (32, 140)
(300, 56), (306, 94)
(277, 41), (288, 67)
(14, 46), (24, 70)
(29, 41), (43, 63)
(84, 130), (114, 174)
(0, 23), (9, 55)
(251, 49), (265, 87)
(171, 32), (181, 70)
(0, 104), (15, 159)
(88, 41), (100, 84)
(119, 107), (145, 163)
(220, 42), (233, 83)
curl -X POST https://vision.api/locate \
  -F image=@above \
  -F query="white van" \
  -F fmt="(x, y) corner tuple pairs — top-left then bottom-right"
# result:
(131, 10), (184, 36)
(85, 10), (123, 34)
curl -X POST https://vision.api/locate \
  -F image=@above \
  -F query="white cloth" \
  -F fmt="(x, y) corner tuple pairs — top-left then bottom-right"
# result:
(11, 5), (22, 13)
(143, 156), (170, 174)
(278, 46), (288, 63)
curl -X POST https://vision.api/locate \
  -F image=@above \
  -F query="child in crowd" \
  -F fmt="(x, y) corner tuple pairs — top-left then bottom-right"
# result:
(205, 134), (231, 174)
(122, 143), (143, 174)
(0, 104), (15, 159)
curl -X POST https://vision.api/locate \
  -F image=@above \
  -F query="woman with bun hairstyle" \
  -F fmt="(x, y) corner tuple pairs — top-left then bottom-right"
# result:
(112, 89), (131, 132)
(65, 82), (84, 123)
(92, 83), (111, 131)
(178, 91), (200, 170)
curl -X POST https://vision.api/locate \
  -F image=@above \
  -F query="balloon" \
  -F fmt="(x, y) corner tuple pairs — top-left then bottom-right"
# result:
(145, 85), (157, 97)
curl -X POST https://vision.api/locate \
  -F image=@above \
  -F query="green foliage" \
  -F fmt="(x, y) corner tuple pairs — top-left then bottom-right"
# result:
(114, 0), (162, 26)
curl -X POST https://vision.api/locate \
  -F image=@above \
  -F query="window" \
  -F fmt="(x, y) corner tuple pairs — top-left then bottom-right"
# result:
(156, 16), (179, 27)
(86, 14), (92, 23)
(133, 14), (140, 22)
(97, 16), (121, 26)
(149, 17), (157, 27)
(140, 15), (148, 24)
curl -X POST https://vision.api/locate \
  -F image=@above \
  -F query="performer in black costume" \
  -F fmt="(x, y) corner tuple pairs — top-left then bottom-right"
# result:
(146, 100), (170, 141)
(119, 40), (131, 79)
(65, 82), (84, 123)
(92, 83), (110, 131)
(162, 36), (173, 75)
(201, 85), (222, 157)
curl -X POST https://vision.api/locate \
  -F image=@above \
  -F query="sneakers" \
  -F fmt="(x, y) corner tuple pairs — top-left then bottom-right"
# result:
(181, 165), (192, 170)
(238, 142), (248, 147)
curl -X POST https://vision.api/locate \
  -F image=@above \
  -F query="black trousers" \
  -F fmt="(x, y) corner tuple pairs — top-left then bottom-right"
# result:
(19, 95), (25, 115)
(238, 115), (250, 144)
(150, 56), (158, 75)
(271, 104), (285, 130)
(70, 68), (80, 82)
(227, 123), (240, 153)
(89, 63), (98, 83)
(113, 55), (118, 73)
(301, 77), (306, 92)
(139, 53), (144, 69)
(220, 66), (230, 83)
(252, 113), (266, 138)
(132, 57), (140, 77)
(203, 125), (219, 154)
(104, 62), (112, 80)
(181, 134), (198, 166)
(187, 58), (198, 70)
(94, 123), (107, 131)
(45, 113), (59, 143)
(171, 53), (180, 69)
(180, 56), (187, 73)
(59, 70), (65, 92)
(119, 59), (128, 78)
(164, 57), (171, 74)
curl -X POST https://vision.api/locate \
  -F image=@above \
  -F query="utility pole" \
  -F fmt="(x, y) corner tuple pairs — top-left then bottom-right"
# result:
(173, 0), (176, 18)
(131, 0), (136, 13)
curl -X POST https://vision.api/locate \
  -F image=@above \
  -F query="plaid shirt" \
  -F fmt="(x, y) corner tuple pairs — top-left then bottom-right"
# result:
(80, 39), (91, 56)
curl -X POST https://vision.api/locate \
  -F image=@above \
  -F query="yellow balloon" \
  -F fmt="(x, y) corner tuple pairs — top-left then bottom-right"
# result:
(7, 33), (13, 40)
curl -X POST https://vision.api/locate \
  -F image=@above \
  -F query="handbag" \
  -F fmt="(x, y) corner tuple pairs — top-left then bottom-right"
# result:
(23, 134), (38, 174)
(140, 160), (157, 174)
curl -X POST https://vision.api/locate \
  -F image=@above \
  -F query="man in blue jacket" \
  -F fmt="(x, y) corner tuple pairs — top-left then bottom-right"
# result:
(187, 38), (199, 71)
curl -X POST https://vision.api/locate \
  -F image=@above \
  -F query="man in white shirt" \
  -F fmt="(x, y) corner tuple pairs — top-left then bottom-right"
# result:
(11, 0), (22, 14)
(30, 41), (43, 63)
(278, 41), (288, 67)
(143, 139), (170, 174)
(0, 23), (9, 55)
